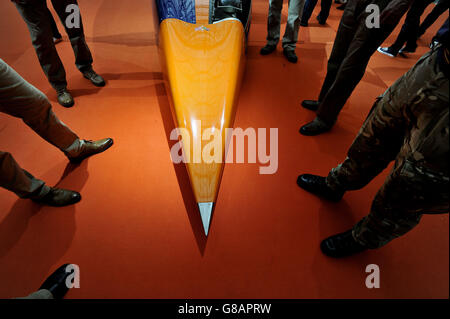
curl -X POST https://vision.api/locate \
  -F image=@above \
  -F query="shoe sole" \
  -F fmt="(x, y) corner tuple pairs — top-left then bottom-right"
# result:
(260, 49), (276, 56)
(33, 193), (82, 207)
(377, 47), (395, 58)
(69, 139), (114, 164)
(58, 99), (75, 108)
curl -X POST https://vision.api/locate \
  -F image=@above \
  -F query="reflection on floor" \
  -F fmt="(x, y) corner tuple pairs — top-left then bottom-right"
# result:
(0, 0), (448, 298)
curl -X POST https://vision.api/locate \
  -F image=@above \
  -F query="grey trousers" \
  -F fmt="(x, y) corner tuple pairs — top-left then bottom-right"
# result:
(267, 0), (306, 50)
(0, 58), (79, 199)
(14, 0), (93, 91)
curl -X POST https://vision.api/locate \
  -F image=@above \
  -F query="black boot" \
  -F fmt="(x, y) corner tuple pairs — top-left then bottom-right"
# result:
(316, 15), (326, 25)
(283, 48), (298, 63)
(260, 44), (277, 55)
(82, 68), (106, 87)
(301, 100), (320, 111)
(299, 117), (332, 136)
(39, 264), (72, 299)
(399, 44), (417, 54)
(297, 174), (344, 202)
(321, 230), (368, 258)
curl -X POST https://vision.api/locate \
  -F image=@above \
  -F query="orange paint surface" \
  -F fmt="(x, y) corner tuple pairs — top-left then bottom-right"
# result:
(195, 0), (210, 24)
(0, 0), (447, 299)
(159, 18), (245, 203)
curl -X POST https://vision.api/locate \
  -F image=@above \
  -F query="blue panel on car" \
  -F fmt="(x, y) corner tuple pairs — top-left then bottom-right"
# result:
(155, 0), (197, 24)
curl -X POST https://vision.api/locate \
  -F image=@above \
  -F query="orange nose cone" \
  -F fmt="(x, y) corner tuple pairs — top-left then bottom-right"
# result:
(159, 18), (246, 235)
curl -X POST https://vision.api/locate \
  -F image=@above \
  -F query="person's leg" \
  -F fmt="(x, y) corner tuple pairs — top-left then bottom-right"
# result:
(300, 0), (366, 114)
(319, 47), (449, 257)
(317, 0), (364, 102)
(0, 151), (50, 199)
(314, 0), (412, 128)
(46, 6), (61, 39)
(301, 0), (319, 24)
(50, 0), (93, 72)
(0, 58), (113, 162)
(0, 58), (79, 151)
(14, 0), (67, 91)
(353, 157), (448, 248)
(403, 0), (435, 51)
(418, 0), (449, 37)
(318, 0), (333, 22)
(266, 0), (284, 47)
(281, 0), (305, 51)
(16, 289), (54, 300)
(389, 0), (432, 54)
(15, 264), (73, 299)
(325, 47), (440, 192)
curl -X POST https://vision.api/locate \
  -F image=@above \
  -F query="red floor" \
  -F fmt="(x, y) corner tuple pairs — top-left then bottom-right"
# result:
(0, 0), (448, 299)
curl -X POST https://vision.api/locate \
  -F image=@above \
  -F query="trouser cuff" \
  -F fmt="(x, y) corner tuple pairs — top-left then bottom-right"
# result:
(27, 183), (52, 200)
(63, 139), (85, 158)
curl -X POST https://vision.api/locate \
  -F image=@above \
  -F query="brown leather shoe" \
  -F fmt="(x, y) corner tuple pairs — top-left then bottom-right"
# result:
(68, 138), (114, 163)
(33, 187), (81, 207)
(57, 89), (74, 108)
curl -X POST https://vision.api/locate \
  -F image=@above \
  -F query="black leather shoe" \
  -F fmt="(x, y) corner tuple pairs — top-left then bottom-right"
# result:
(57, 89), (74, 108)
(300, 20), (308, 27)
(299, 117), (332, 136)
(297, 174), (344, 202)
(316, 15), (326, 25)
(82, 68), (106, 87)
(283, 48), (298, 63)
(399, 44), (417, 54)
(33, 187), (81, 207)
(337, 3), (346, 10)
(321, 230), (368, 258)
(260, 44), (277, 55)
(301, 100), (320, 111)
(39, 264), (72, 299)
(68, 138), (114, 163)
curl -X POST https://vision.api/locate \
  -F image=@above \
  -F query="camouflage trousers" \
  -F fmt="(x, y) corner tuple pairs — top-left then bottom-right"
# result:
(326, 46), (449, 249)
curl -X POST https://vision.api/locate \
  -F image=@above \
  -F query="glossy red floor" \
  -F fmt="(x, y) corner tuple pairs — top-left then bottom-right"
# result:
(0, 0), (448, 298)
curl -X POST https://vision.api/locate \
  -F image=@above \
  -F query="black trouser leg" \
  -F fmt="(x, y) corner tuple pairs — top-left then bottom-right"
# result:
(418, 0), (449, 36)
(317, 0), (365, 102)
(47, 7), (62, 39)
(390, 0), (434, 53)
(318, 0), (333, 21)
(301, 0), (319, 23)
